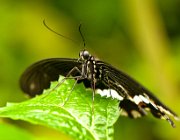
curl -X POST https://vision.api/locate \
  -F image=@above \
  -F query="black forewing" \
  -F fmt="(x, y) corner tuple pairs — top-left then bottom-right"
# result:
(96, 61), (178, 120)
(20, 58), (81, 97)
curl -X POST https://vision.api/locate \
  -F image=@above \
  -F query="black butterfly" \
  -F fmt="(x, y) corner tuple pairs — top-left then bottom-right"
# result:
(20, 49), (179, 127)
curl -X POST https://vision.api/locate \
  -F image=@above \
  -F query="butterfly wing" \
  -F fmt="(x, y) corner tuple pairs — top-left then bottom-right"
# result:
(20, 58), (81, 97)
(97, 61), (179, 127)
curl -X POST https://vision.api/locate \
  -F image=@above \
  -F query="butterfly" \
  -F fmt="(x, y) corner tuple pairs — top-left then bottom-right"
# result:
(20, 49), (179, 127)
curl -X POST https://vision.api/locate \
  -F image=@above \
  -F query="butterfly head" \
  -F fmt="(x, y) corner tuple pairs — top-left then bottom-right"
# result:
(79, 49), (91, 61)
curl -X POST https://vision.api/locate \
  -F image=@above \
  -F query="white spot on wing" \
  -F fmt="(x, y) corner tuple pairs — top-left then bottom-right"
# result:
(96, 89), (123, 101)
(132, 94), (158, 110)
(158, 105), (171, 116)
(30, 83), (36, 90)
(133, 95), (142, 104)
(139, 95), (150, 104)
(157, 105), (179, 120)
(131, 110), (142, 118)
(143, 93), (158, 109)
(120, 109), (128, 117)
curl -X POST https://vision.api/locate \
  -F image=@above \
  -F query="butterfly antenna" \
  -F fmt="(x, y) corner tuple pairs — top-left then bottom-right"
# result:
(78, 23), (86, 48)
(43, 19), (78, 44)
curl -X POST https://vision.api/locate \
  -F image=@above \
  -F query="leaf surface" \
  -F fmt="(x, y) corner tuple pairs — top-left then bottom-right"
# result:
(0, 77), (120, 140)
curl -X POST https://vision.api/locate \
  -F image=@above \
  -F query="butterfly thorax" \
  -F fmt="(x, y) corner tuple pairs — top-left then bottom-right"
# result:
(79, 50), (101, 83)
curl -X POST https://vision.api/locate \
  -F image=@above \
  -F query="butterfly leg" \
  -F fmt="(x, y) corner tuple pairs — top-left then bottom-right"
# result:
(91, 79), (96, 107)
(90, 77), (96, 126)
(106, 74), (112, 98)
(54, 66), (86, 106)
(53, 66), (82, 90)
(42, 66), (83, 100)
(61, 75), (84, 106)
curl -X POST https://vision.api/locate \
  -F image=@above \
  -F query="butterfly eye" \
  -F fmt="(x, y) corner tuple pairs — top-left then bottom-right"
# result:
(82, 50), (90, 59)
(79, 50), (90, 60)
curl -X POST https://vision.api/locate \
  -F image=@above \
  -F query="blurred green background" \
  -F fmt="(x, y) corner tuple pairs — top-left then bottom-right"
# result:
(0, 0), (180, 140)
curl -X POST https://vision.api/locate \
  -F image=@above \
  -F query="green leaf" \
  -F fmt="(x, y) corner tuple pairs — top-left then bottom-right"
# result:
(0, 77), (120, 140)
